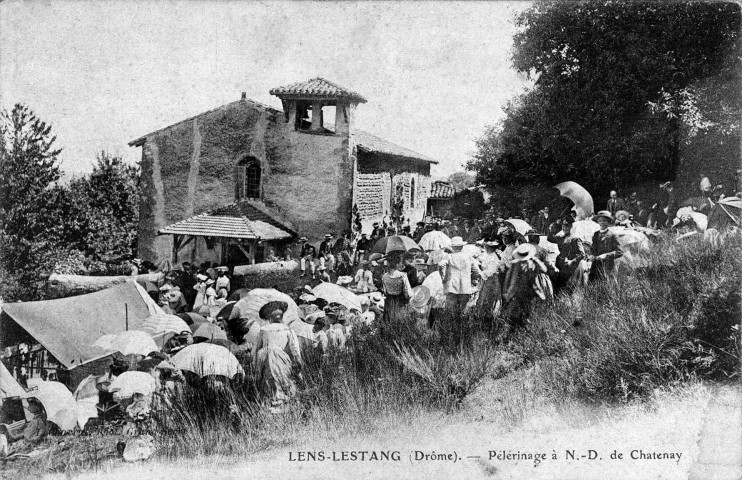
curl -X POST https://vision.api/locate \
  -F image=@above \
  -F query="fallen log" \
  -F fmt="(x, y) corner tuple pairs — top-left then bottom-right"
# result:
(47, 272), (164, 297)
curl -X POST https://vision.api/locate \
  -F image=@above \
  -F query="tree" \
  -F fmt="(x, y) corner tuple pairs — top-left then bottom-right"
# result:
(469, 1), (740, 207)
(65, 152), (140, 268)
(447, 171), (476, 192)
(0, 104), (63, 274)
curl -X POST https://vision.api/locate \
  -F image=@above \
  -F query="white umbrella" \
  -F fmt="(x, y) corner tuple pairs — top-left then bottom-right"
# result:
(231, 288), (302, 325)
(571, 220), (601, 244)
(26, 379), (78, 431)
(96, 331), (158, 357)
(109, 371), (156, 400)
(72, 375), (99, 429)
(422, 271), (446, 308)
(674, 211), (708, 231)
(608, 227), (651, 252)
(171, 343), (244, 379)
(554, 181), (594, 220)
(312, 283), (362, 311)
(418, 230), (452, 252)
(140, 314), (190, 337)
(504, 219), (532, 236)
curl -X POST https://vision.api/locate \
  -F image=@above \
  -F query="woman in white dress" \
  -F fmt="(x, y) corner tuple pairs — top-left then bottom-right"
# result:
(252, 301), (303, 411)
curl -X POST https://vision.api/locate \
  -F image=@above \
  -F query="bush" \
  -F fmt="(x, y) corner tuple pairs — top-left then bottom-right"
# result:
(513, 233), (742, 401)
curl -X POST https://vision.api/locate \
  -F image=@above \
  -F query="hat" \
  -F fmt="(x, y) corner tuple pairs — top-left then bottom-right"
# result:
(196, 274), (208, 281)
(205, 279), (215, 285)
(216, 266), (229, 272)
(615, 210), (631, 219)
(299, 293), (317, 302)
(525, 229), (539, 236)
(593, 210), (614, 223)
(336, 276), (353, 286)
(159, 284), (173, 292)
(659, 181), (673, 189)
(450, 236), (466, 248)
(165, 290), (182, 302)
(369, 292), (383, 303)
(512, 243), (538, 262)
(324, 234), (333, 239)
(416, 221), (425, 226)
(132, 258), (143, 265)
(318, 265), (326, 271)
(484, 239), (500, 247)
(409, 285), (431, 310)
(372, 222), (380, 227)
(299, 237), (308, 243)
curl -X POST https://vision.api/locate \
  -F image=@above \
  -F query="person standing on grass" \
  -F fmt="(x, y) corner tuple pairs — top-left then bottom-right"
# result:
(438, 236), (482, 342)
(381, 253), (414, 324)
(252, 301), (303, 413)
(547, 217), (587, 292)
(500, 243), (546, 338)
(589, 210), (623, 281)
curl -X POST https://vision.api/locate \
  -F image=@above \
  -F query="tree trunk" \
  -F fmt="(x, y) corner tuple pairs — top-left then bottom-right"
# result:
(47, 273), (164, 297)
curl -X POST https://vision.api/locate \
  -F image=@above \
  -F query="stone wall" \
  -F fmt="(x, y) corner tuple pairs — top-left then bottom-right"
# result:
(136, 99), (355, 262)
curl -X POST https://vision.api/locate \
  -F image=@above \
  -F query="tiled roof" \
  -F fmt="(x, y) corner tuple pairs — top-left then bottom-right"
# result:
(429, 181), (455, 199)
(158, 201), (295, 240)
(270, 77), (367, 103)
(354, 130), (438, 165)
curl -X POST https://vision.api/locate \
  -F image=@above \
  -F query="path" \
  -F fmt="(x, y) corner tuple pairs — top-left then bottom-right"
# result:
(688, 385), (742, 480)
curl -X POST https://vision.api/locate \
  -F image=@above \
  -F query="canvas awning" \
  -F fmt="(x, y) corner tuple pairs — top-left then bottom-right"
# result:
(158, 201), (295, 241)
(0, 281), (163, 370)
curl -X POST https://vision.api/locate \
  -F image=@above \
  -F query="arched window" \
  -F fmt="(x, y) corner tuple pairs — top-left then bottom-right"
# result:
(410, 177), (416, 208)
(245, 163), (261, 199)
(236, 157), (261, 200)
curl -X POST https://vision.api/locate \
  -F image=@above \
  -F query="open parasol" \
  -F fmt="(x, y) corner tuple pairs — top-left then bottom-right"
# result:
(140, 314), (190, 337)
(170, 343), (244, 379)
(230, 288), (302, 325)
(94, 330), (158, 357)
(191, 322), (228, 342)
(109, 371), (156, 400)
(607, 227), (651, 252)
(72, 375), (100, 430)
(504, 218), (532, 236)
(26, 379), (78, 431)
(570, 219), (601, 244)
(312, 283), (362, 311)
(418, 230), (451, 252)
(370, 235), (421, 256)
(674, 211), (708, 231)
(554, 181), (594, 220)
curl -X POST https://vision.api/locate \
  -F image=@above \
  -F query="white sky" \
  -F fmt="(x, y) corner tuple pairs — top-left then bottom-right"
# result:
(0, 1), (531, 180)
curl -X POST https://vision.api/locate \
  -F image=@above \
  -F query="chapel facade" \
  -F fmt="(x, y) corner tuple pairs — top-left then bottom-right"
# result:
(130, 78), (437, 265)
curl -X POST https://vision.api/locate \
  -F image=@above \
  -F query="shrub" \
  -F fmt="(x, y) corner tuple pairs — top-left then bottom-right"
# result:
(513, 233), (741, 401)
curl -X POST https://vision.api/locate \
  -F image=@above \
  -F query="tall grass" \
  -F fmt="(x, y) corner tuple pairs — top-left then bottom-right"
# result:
(153, 312), (498, 459)
(513, 233), (741, 401)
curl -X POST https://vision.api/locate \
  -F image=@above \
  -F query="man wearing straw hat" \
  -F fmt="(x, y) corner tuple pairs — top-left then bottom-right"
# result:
(438, 236), (482, 343)
(588, 210), (623, 281)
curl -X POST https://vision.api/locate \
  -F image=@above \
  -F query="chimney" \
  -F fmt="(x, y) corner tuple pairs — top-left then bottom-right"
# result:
(241, 92), (246, 101)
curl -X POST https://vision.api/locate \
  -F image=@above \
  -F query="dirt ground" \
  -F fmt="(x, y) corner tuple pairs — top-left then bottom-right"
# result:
(41, 380), (740, 480)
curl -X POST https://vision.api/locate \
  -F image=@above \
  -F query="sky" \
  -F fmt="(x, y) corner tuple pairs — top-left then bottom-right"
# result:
(0, 1), (532, 180)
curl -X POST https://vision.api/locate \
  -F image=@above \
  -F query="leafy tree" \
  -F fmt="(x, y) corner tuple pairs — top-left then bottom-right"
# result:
(469, 1), (740, 207)
(447, 171), (476, 192)
(0, 104), (63, 274)
(65, 152), (140, 268)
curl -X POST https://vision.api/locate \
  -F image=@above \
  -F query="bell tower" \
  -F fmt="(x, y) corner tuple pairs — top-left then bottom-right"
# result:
(270, 77), (367, 137)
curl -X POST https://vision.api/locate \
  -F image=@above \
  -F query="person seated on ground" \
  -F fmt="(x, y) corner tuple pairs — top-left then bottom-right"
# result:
(316, 265), (331, 283)
(252, 301), (303, 413)
(325, 304), (351, 350)
(588, 211), (623, 281)
(614, 210), (633, 228)
(22, 400), (48, 446)
(353, 259), (375, 293)
(356, 295), (376, 325)
(525, 231), (555, 302)
(672, 214), (701, 235)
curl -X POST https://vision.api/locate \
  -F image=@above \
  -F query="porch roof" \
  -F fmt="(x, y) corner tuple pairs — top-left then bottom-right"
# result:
(158, 201), (295, 241)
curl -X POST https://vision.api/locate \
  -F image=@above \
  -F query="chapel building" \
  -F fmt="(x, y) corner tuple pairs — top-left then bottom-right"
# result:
(130, 78), (437, 265)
